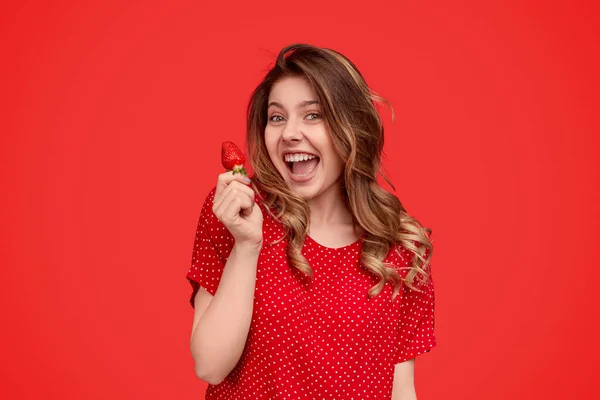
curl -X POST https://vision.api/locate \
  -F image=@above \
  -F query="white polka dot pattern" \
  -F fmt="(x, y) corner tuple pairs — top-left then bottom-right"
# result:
(186, 187), (436, 399)
(392, 247), (436, 364)
(186, 187), (234, 302)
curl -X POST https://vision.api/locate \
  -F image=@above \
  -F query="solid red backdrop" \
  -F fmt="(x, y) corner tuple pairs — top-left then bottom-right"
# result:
(1, 1), (598, 399)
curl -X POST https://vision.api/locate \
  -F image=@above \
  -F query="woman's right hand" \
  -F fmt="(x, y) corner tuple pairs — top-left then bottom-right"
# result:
(212, 172), (264, 250)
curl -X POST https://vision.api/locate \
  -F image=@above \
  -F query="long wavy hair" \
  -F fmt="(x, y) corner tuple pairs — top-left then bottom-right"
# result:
(247, 43), (433, 300)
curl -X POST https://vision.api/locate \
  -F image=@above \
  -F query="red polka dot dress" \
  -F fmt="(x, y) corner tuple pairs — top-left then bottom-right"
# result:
(186, 187), (436, 399)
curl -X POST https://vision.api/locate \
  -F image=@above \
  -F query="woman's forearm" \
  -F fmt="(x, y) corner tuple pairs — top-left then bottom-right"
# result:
(392, 387), (417, 400)
(190, 243), (260, 383)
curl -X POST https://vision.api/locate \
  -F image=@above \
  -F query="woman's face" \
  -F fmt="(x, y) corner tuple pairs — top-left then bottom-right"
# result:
(264, 76), (345, 201)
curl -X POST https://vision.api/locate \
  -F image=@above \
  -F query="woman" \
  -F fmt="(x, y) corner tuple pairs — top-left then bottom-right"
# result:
(186, 43), (436, 400)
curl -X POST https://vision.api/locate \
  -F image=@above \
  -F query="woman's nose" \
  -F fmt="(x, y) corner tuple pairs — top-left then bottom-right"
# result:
(281, 119), (303, 142)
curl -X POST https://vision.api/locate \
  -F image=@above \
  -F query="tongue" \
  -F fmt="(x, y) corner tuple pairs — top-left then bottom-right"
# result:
(291, 158), (319, 175)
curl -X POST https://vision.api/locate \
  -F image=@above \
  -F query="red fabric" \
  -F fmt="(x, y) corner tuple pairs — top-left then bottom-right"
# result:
(186, 187), (436, 399)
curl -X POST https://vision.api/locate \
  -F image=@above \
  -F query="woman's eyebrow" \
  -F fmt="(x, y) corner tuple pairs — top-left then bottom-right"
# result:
(267, 100), (320, 109)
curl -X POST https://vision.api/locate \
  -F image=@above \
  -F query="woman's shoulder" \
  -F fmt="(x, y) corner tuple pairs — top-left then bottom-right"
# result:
(383, 239), (434, 288)
(384, 242), (413, 269)
(197, 187), (234, 239)
(198, 186), (218, 220)
(384, 235), (432, 264)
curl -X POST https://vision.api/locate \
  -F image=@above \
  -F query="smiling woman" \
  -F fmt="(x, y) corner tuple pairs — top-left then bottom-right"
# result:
(186, 43), (436, 400)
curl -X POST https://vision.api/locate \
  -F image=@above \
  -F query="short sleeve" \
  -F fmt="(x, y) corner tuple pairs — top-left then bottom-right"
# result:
(393, 253), (437, 364)
(185, 187), (234, 308)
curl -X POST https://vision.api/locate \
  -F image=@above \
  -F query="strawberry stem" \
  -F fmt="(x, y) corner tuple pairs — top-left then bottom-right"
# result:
(231, 166), (247, 176)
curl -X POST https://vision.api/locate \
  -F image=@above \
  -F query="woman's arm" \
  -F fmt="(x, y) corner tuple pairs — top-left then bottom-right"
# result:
(392, 358), (417, 400)
(190, 242), (261, 384)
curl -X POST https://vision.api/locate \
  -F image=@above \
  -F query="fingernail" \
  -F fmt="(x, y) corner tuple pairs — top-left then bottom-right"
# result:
(244, 177), (251, 183)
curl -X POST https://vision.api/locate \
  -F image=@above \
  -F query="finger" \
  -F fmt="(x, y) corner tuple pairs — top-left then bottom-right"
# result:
(217, 171), (251, 192)
(214, 171), (252, 204)
(214, 180), (255, 213)
(239, 191), (255, 217)
(229, 182), (256, 216)
(224, 191), (253, 222)
(226, 180), (256, 202)
(214, 186), (252, 222)
(214, 179), (243, 213)
(213, 188), (237, 222)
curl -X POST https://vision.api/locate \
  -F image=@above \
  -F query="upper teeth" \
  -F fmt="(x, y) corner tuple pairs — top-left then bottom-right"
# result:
(284, 153), (317, 162)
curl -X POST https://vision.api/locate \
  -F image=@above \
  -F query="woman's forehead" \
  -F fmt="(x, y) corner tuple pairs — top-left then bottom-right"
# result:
(268, 76), (317, 106)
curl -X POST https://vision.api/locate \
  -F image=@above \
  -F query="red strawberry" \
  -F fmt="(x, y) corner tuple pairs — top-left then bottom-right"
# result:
(221, 141), (247, 176)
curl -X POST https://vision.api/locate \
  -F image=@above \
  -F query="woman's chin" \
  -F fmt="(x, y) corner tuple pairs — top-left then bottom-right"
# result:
(290, 183), (321, 200)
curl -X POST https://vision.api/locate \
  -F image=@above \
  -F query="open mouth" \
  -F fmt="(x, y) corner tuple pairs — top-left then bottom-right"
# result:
(285, 155), (320, 176)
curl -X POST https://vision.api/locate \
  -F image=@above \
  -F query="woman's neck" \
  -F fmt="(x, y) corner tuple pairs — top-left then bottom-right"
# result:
(307, 184), (353, 226)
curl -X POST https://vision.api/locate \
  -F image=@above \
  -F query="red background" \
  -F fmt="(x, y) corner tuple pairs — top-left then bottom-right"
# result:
(1, 1), (598, 399)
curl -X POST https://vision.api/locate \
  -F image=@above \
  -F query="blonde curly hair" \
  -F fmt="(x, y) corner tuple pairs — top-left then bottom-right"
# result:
(247, 43), (433, 300)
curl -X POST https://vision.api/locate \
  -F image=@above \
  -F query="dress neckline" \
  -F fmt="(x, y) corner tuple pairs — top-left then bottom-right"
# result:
(304, 233), (364, 251)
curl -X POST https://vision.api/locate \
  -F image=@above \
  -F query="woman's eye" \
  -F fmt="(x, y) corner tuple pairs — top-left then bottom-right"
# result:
(269, 113), (320, 122)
